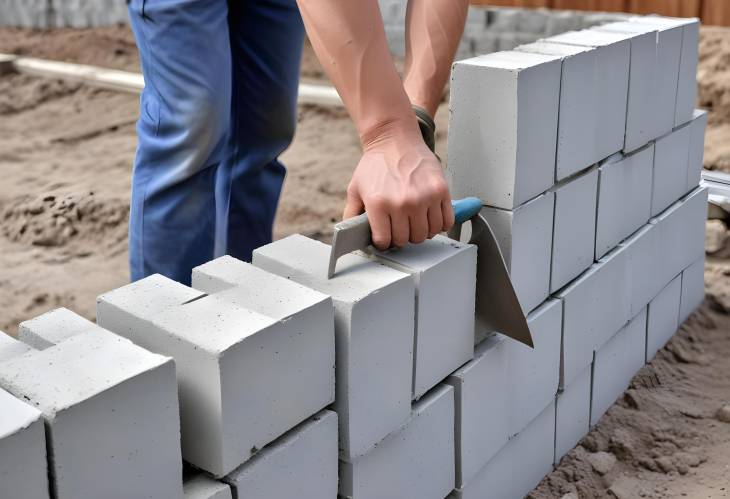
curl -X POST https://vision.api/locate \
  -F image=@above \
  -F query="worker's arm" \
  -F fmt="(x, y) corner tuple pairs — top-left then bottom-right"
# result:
(403, 0), (470, 118)
(297, 0), (454, 249)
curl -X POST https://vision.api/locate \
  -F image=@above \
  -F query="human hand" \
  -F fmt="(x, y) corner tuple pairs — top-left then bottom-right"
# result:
(343, 121), (454, 250)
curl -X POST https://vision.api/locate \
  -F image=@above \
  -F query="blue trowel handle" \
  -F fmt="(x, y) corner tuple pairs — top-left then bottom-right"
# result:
(452, 197), (482, 225)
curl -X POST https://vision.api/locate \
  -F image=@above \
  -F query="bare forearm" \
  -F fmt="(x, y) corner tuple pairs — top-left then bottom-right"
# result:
(403, 0), (469, 117)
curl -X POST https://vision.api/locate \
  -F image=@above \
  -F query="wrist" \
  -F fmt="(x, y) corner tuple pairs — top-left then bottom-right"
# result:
(359, 115), (423, 152)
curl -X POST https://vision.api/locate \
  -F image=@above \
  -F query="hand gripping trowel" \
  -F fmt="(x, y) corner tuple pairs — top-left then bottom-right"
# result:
(327, 197), (534, 347)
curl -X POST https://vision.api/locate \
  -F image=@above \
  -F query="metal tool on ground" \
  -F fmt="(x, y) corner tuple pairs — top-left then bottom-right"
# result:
(327, 197), (533, 347)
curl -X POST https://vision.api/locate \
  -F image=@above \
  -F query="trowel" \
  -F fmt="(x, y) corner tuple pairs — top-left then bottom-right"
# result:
(327, 197), (534, 347)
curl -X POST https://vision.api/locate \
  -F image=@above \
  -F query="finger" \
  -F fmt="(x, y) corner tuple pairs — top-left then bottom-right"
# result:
(409, 210), (429, 244)
(343, 189), (365, 220)
(368, 203), (392, 250)
(427, 203), (443, 238)
(441, 197), (456, 232)
(391, 211), (410, 248)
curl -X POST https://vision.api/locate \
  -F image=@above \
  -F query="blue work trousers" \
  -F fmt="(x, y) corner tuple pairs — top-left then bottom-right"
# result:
(127, 0), (304, 284)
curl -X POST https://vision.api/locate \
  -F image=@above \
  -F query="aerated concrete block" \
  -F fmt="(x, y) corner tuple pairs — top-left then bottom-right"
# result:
(0, 331), (31, 362)
(631, 16), (700, 127)
(687, 109), (708, 191)
(451, 401), (556, 499)
(595, 145), (654, 259)
(679, 257), (705, 325)
(253, 234), (414, 461)
(372, 235), (475, 399)
(480, 192), (554, 314)
(591, 308), (647, 426)
(544, 29), (630, 160)
(592, 25), (658, 152)
(0, 331), (182, 499)
(184, 476), (232, 499)
(18, 307), (99, 350)
(517, 42), (599, 180)
(447, 51), (561, 209)
(0, 388), (49, 499)
(340, 385), (454, 499)
(555, 364), (591, 464)
(226, 410), (338, 499)
(98, 273), (334, 476)
(557, 244), (631, 388)
(646, 275), (681, 363)
(651, 125), (692, 217)
(551, 168), (598, 292)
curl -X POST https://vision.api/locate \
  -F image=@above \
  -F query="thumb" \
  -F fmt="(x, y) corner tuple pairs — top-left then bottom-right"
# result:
(343, 185), (365, 220)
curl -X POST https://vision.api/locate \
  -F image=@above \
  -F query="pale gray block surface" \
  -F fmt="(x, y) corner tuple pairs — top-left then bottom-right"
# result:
(516, 42), (599, 180)
(687, 109), (708, 191)
(18, 307), (99, 350)
(372, 235), (476, 399)
(253, 234), (414, 461)
(0, 331), (32, 362)
(0, 332), (183, 499)
(543, 30), (630, 159)
(646, 275), (681, 363)
(557, 244), (631, 388)
(591, 25), (658, 152)
(555, 364), (591, 464)
(651, 125), (692, 217)
(184, 476), (232, 499)
(591, 308), (647, 426)
(452, 401), (556, 499)
(679, 257), (705, 325)
(481, 192), (554, 314)
(447, 51), (561, 209)
(99, 275), (334, 477)
(340, 385), (454, 499)
(446, 334), (509, 487)
(551, 168), (598, 292)
(226, 410), (338, 499)
(595, 145), (654, 259)
(0, 388), (49, 499)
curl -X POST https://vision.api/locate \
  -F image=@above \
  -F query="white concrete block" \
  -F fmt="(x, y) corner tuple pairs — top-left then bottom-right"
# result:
(372, 235), (475, 399)
(591, 25), (658, 152)
(551, 168), (598, 292)
(0, 331), (183, 499)
(555, 364), (591, 464)
(679, 257), (705, 325)
(184, 476), (232, 499)
(631, 16), (700, 126)
(447, 50), (561, 209)
(452, 401), (555, 499)
(98, 274), (334, 477)
(0, 388), (49, 499)
(591, 308), (647, 426)
(687, 109), (708, 191)
(18, 307), (99, 350)
(225, 410), (338, 499)
(543, 29), (630, 160)
(446, 335), (509, 488)
(621, 224), (663, 317)
(557, 244), (631, 388)
(252, 234), (414, 461)
(481, 192), (554, 314)
(516, 42), (599, 180)
(0, 331), (32, 362)
(651, 125), (692, 217)
(340, 385), (454, 499)
(646, 275), (681, 363)
(595, 145), (654, 259)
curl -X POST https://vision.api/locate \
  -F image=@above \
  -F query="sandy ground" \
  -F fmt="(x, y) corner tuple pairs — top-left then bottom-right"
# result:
(0, 24), (729, 499)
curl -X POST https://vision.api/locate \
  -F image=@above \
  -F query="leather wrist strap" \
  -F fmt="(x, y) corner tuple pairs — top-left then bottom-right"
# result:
(412, 105), (436, 153)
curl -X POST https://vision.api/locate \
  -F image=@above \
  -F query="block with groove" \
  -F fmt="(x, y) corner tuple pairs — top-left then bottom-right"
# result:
(225, 410), (338, 499)
(0, 388), (49, 499)
(183, 475), (232, 499)
(339, 385), (454, 499)
(647, 275), (681, 363)
(372, 235), (476, 399)
(253, 234), (414, 461)
(0, 331), (32, 362)
(447, 50), (561, 209)
(98, 274), (334, 477)
(0, 330), (182, 499)
(18, 307), (99, 350)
